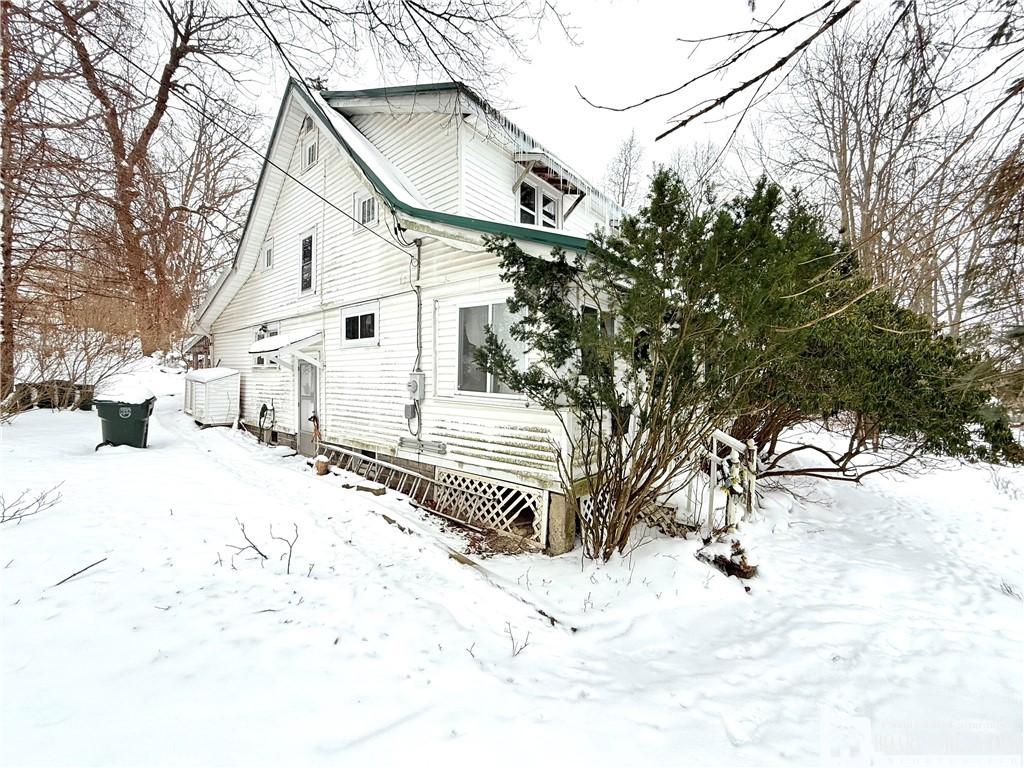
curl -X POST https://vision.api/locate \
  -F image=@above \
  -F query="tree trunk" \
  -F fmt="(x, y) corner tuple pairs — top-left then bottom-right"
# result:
(1, 0), (16, 399)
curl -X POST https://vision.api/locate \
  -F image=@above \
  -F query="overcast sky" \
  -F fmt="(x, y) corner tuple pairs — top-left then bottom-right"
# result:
(244, 0), (781, 190)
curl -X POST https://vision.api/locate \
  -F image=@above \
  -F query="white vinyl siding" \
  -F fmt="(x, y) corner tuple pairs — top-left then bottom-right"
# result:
(349, 112), (459, 212)
(209, 96), (566, 487)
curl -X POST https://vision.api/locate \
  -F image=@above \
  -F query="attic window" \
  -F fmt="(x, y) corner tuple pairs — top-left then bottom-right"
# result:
(353, 192), (377, 231)
(262, 238), (273, 270)
(301, 117), (318, 171)
(518, 180), (558, 228)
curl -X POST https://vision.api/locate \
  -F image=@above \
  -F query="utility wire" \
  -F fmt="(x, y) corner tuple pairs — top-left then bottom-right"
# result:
(238, 0), (417, 257)
(71, 14), (414, 259)
(239, 0), (416, 259)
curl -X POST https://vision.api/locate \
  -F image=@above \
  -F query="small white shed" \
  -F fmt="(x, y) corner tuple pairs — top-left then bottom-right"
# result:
(184, 367), (240, 427)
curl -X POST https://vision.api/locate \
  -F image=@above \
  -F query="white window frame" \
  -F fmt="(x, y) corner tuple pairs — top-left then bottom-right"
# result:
(261, 237), (274, 271)
(298, 226), (316, 295)
(252, 321), (280, 369)
(353, 191), (378, 232)
(341, 301), (380, 348)
(301, 126), (318, 172)
(516, 177), (561, 229)
(455, 295), (527, 399)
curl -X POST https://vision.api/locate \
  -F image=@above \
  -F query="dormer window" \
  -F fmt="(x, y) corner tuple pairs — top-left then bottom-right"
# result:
(518, 180), (558, 228)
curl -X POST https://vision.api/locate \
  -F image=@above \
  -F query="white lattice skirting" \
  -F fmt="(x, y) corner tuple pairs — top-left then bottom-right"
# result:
(434, 469), (548, 548)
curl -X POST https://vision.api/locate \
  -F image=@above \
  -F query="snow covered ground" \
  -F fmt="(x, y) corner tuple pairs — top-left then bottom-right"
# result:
(2, 361), (1021, 767)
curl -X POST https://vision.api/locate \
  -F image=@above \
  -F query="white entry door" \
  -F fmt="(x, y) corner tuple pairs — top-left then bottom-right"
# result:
(297, 360), (318, 456)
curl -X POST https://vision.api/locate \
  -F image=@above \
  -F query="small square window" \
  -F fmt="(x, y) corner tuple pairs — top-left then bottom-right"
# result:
(342, 305), (378, 347)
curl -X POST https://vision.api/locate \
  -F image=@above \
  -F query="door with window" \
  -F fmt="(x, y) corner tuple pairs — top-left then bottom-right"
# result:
(297, 360), (318, 456)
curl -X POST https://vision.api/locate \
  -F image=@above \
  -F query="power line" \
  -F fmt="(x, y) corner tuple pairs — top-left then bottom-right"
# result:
(238, 0), (418, 251)
(72, 14), (414, 260)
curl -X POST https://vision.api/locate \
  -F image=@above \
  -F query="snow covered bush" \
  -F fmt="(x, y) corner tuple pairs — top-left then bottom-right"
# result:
(3, 303), (139, 415)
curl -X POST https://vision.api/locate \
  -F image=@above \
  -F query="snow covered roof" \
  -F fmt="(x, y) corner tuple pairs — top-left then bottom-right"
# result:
(182, 334), (208, 352)
(184, 367), (239, 383)
(248, 329), (322, 355)
(314, 92), (428, 210)
(296, 83), (594, 252)
(323, 82), (623, 216)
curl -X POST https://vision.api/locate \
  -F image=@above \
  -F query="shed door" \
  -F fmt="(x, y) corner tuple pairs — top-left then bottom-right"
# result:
(297, 361), (318, 456)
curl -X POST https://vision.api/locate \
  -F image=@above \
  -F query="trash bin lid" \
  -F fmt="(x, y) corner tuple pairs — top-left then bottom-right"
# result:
(93, 379), (155, 404)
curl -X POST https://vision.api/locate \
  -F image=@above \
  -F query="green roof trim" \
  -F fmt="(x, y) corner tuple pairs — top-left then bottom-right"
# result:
(319, 82), (464, 100)
(299, 81), (592, 252)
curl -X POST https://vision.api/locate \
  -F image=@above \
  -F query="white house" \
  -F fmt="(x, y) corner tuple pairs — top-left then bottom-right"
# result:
(191, 79), (623, 553)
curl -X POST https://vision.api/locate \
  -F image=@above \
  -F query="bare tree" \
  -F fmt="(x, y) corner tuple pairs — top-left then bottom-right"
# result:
(50, 0), (252, 354)
(2, 0), (571, 404)
(579, 2), (1021, 143)
(579, 4), (1023, 348)
(772, 12), (1023, 350)
(0, 0), (89, 398)
(242, 0), (571, 91)
(604, 130), (644, 211)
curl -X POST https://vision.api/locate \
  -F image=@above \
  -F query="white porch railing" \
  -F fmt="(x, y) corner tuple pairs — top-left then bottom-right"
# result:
(671, 430), (759, 534)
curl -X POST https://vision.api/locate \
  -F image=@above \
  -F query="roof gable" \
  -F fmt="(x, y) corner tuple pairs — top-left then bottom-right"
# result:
(195, 79), (595, 333)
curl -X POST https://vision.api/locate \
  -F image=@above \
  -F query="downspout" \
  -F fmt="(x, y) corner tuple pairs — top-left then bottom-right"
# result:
(413, 238), (423, 441)
(319, 139), (328, 448)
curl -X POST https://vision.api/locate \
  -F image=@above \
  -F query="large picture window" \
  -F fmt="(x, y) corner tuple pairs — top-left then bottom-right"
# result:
(458, 302), (526, 394)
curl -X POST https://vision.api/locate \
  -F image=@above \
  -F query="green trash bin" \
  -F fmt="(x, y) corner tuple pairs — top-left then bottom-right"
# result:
(94, 396), (156, 450)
